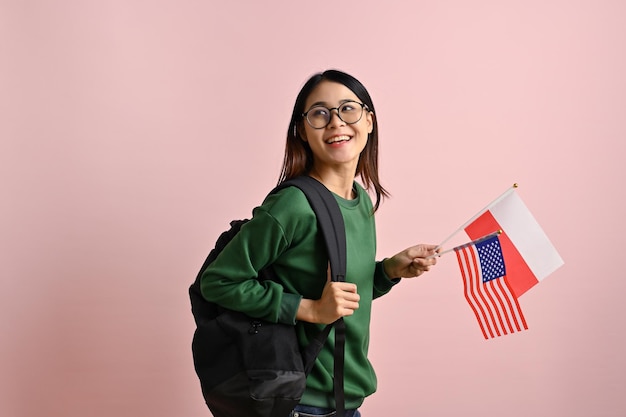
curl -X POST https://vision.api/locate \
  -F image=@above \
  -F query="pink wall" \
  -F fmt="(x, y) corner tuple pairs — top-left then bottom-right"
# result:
(2, 1), (625, 416)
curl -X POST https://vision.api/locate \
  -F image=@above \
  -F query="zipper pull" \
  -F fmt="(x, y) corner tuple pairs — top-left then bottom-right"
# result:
(249, 320), (262, 335)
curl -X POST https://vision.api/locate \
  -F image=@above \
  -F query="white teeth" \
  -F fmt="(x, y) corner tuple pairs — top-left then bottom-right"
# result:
(326, 135), (350, 144)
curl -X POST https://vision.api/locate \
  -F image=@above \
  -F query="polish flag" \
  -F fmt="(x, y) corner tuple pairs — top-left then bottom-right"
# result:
(464, 188), (564, 298)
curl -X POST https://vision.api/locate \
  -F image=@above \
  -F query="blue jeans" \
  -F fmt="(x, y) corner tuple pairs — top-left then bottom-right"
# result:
(290, 404), (361, 417)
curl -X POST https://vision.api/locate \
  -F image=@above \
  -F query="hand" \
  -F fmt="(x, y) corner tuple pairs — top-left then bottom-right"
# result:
(296, 266), (360, 324)
(383, 244), (439, 279)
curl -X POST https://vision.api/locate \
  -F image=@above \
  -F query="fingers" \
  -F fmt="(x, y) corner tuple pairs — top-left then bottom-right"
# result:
(409, 250), (438, 277)
(336, 284), (359, 315)
(325, 282), (359, 303)
(333, 281), (358, 293)
(408, 244), (439, 258)
(317, 281), (360, 323)
(413, 256), (437, 267)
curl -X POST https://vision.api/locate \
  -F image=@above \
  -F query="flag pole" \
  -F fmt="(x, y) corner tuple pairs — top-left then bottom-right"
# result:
(435, 183), (518, 250)
(428, 230), (502, 259)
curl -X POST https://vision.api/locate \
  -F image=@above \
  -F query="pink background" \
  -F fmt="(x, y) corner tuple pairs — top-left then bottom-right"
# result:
(2, 1), (625, 416)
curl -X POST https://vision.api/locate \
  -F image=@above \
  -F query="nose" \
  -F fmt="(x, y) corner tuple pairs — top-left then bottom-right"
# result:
(327, 108), (345, 127)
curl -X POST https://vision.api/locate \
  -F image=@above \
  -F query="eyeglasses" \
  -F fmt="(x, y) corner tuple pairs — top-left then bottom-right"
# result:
(302, 100), (369, 129)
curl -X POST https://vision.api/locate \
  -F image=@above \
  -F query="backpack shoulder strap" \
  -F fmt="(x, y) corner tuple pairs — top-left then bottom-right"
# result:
(274, 176), (346, 283)
(273, 176), (347, 417)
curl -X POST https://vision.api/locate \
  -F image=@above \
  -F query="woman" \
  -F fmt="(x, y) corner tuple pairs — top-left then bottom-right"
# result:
(201, 69), (438, 417)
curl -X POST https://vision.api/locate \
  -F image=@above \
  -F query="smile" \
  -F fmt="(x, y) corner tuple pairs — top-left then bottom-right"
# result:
(325, 135), (351, 144)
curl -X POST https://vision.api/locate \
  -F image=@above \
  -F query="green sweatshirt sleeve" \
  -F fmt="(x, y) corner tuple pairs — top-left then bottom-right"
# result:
(372, 260), (401, 299)
(200, 207), (297, 324)
(199, 187), (324, 325)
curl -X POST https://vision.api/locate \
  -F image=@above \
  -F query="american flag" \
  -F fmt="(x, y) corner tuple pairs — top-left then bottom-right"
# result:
(455, 234), (528, 339)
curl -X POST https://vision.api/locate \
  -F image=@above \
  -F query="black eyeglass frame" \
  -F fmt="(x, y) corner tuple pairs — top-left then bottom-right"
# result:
(301, 100), (370, 129)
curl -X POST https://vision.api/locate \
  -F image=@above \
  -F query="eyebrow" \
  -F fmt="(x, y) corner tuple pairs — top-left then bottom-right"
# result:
(308, 99), (357, 108)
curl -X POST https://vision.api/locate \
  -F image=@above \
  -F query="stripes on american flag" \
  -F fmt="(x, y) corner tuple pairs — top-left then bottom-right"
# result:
(455, 235), (528, 339)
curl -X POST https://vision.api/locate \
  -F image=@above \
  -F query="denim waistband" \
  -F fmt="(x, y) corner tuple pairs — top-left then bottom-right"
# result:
(291, 405), (360, 417)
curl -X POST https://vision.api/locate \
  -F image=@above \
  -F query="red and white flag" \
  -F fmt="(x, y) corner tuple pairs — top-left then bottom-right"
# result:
(440, 185), (564, 338)
(463, 187), (564, 298)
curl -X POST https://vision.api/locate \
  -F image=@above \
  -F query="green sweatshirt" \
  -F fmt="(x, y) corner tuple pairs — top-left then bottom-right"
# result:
(200, 182), (399, 409)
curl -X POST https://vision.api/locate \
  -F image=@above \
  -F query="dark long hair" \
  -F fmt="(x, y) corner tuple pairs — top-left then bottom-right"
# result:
(278, 69), (389, 212)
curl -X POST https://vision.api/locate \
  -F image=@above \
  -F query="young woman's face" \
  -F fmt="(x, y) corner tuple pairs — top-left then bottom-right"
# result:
(301, 80), (373, 172)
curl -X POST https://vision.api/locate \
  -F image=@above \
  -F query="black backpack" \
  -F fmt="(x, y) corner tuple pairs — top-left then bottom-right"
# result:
(189, 176), (348, 417)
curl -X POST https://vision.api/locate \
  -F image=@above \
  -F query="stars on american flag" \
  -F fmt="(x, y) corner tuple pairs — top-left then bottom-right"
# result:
(476, 237), (506, 283)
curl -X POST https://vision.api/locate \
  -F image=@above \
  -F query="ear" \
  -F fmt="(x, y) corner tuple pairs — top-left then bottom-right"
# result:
(297, 124), (308, 142)
(366, 111), (374, 134)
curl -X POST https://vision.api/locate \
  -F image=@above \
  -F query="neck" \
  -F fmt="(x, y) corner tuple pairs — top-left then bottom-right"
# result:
(309, 166), (356, 200)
